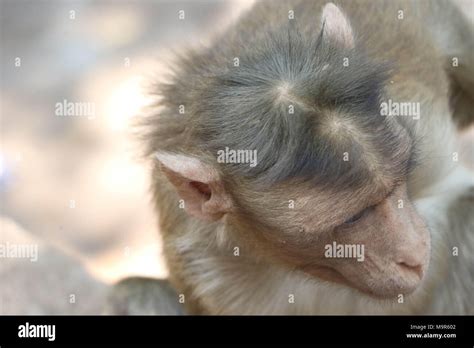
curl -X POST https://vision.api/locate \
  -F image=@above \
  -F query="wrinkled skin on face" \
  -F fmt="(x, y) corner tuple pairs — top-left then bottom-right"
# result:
(229, 179), (430, 299)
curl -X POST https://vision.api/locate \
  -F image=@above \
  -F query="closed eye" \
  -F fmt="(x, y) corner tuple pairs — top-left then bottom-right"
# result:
(343, 205), (373, 225)
(343, 210), (366, 225)
(339, 183), (400, 227)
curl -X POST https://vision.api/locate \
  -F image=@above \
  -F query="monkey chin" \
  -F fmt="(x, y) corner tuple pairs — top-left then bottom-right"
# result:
(300, 264), (425, 300)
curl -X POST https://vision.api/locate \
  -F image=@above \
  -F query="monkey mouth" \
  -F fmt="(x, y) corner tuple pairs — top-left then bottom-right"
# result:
(300, 264), (383, 298)
(300, 264), (425, 300)
(300, 264), (349, 286)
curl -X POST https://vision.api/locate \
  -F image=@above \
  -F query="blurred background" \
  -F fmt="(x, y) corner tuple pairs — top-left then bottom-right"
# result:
(0, 0), (254, 314)
(0, 0), (472, 314)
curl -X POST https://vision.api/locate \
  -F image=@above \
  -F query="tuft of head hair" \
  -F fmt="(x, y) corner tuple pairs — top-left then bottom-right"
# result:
(143, 8), (411, 190)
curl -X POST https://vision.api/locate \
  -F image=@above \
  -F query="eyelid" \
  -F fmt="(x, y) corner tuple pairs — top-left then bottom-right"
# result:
(342, 205), (371, 225)
(337, 181), (403, 228)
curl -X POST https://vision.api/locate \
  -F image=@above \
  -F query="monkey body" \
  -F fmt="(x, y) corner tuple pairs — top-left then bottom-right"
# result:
(133, 0), (474, 315)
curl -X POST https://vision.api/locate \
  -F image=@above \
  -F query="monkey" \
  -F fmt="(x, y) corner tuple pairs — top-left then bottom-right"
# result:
(106, 0), (474, 314)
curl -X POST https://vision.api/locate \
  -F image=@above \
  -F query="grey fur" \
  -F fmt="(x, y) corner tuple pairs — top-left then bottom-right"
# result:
(141, 0), (430, 190)
(136, 0), (474, 314)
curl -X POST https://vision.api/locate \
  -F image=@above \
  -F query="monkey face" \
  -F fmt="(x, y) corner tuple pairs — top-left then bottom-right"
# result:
(302, 184), (430, 299)
(157, 130), (429, 300)
(230, 180), (431, 300)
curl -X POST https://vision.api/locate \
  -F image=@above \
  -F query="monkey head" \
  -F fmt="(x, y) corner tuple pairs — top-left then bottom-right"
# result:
(156, 146), (430, 300)
(152, 3), (431, 300)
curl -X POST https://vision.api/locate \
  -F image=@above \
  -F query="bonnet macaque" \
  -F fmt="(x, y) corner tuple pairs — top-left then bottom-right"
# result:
(107, 0), (474, 314)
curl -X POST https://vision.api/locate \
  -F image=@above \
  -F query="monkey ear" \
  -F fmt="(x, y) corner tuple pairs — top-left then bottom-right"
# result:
(321, 3), (355, 49)
(155, 152), (233, 221)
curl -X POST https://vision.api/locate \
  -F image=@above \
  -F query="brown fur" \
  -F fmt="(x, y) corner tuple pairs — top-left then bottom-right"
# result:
(130, 0), (474, 314)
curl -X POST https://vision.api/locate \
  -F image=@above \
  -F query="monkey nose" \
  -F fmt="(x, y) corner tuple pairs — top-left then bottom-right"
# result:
(396, 257), (424, 279)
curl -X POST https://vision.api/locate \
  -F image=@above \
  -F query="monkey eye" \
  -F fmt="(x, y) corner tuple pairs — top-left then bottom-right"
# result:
(343, 208), (368, 225)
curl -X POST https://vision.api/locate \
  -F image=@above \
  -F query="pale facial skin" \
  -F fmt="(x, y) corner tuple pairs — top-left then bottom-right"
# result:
(228, 178), (431, 299)
(158, 149), (431, 300)
(283, 183), (430, 299)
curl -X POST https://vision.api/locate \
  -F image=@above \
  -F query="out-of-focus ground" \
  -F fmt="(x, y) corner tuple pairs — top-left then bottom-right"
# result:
(0, 0), (472, 314)
(0, 0), (254, 314)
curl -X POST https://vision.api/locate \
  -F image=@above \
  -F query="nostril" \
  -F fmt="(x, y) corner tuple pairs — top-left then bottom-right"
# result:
(397, 261), (423, 278)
